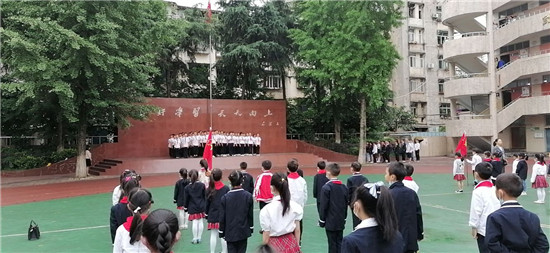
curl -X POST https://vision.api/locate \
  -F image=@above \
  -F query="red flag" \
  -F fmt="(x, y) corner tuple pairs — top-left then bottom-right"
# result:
(455, 133), (467, 156)
(203, 129), (213, 169)
(206, 0), (212, 23)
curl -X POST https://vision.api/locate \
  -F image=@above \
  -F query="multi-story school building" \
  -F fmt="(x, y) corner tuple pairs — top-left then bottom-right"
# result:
(441, 0), (550, 153)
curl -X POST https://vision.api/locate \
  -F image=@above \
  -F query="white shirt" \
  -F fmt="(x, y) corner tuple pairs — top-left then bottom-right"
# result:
(354, 217), (378, 231)
(191, 136), (199, 146)
(372, 144), (378, 154)
(288, 175), (308, 207)
(512, 159), (520, 174)
(468, 180), (500, 236)
(173, 137), (181, 149)
(466, 154), (482, 171)
(259, 195), (303, 237)
(414, 143), (420, 151)
(113, 225), (150, 253)
(112, 185), (122, 206)
(530, 162), (548, 183)
(86, 150), (92, 160)
(403, 179), (419, 193)
(181, 137), (189, 148)
(406, 142), (414, 153)
(453, 159), (464, 175)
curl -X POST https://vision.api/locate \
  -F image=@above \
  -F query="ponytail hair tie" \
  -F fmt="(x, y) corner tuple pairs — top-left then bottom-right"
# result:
(134, 206), (141, 214)
(281, 178), (285, 182)
(363, 181), (385, 199)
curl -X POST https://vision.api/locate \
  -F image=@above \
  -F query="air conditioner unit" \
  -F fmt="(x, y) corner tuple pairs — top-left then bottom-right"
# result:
(432, 13), (442, 21)
(427, 63), (435, 69)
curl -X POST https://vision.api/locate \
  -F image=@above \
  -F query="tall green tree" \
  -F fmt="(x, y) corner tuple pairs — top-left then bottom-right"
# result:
(2, 0), (172, 177)
(291, 1), (403, 163)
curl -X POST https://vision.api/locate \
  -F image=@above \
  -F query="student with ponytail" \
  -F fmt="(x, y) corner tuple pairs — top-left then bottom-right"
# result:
(184, 169), (206, 244)
(259, 172), (303, 253)
(220, 170), (254, 253)
(113, 188), (153, 253)
(141, 209), (181, 253)
(531, 154), (548, 204)
(342, 182), (403, 252)
(110, 176), (141, 243)
(206, 168), (230, 253)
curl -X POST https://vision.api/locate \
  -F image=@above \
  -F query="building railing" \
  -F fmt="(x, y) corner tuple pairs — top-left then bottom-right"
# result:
(0, 135), (118, 147)
(444, 72), (488, 81)
(498, 48), (550, 71)
(494, 6), (550, 30)
(448, 114), (491, 120)
(446, 31), (488, 40)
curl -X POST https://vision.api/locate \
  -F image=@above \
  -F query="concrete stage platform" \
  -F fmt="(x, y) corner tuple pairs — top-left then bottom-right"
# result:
(102, 152), (353, 176)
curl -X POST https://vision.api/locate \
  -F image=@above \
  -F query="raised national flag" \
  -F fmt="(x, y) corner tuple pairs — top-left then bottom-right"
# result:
(206, 0), (212, 23)
(455, 133), (467, 157)
(203, 128), (213, 169)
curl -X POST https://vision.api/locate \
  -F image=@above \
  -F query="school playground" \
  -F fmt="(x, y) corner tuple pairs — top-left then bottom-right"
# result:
(1, 157), (549, 252)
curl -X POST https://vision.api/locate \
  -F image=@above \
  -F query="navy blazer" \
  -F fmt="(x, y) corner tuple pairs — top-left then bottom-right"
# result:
(341, 226), (404, 253)
(219, 188), (254, 242)
(491, 160), (504, 177)
(206, 185), (230, 223)
(313, 172), (329, 200)
(389, 181), (424, 252)
(486, 201), (549, 253)
(346, 174), (369, 203)
(241, 172), (254, 194)
(515, 160), (528, 180)
(319, 180), (349, 231)
(109, 200), (132, 243)
(174, 178), (189, 207)
(184, 182), (206, 214)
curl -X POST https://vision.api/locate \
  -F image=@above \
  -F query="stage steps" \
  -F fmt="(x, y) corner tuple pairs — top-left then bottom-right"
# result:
(95, 153), (330, 176)
(88, 159), (123, 176)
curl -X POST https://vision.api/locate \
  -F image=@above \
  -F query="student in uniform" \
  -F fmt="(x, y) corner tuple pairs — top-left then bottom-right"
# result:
(259, 173), (303, 253)
(531, 153), (549, 204)
(347, 162), (369, 229)
(140, 209), (182, 253)
(254, 160), (274, 210)
(113, 188), (153, 253)
(191, 132), (200, 157)
(246, 133), (254, 155)
(206, 168), (230, 253)
(341, 182), (404, 253)
(385, 162), (424, 253)
(287, 160), (307, 246)
(173, 134), (181, 158)
(184, 169), (206, 244)
(319, 163), (349, 253)
(219, 170), (254, 253)
(490, 152), (504, 184)
(466, 149), (483, 186)
(174, 168), (190, 230)
(485, 173), (549, 252)
(403, 164), (419, 193)
(110, 176), (141, 243)
(168, 134), (175, 158)
(228, 132), (235, 156)
(468, 162), (500, 253)
(240, 162), (254, 194)
(313, 161), (329, 215)
(254, 134), (261, 155)
(515, 153), (528, 195)
(113, 170), (138, 206)
(182, 133), (190, 159)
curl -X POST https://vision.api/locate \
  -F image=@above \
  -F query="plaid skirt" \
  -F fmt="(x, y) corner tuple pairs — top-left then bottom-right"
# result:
(188, 212), (205, 221)
(532, 175), (549, 188)
(207, 223), (219, 230)
(268, 233), (301, 253)
(453, 174), (466, 181)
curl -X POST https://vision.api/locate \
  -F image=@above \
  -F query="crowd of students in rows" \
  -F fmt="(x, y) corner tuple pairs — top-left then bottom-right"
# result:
(168, 131), (261, 158)
(109, 156), (549, 253)
(365, 139), (421, 163)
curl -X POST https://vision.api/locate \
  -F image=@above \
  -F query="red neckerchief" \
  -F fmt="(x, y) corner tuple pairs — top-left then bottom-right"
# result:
(119, 196), (128, 204)
(214, 181), (225, 190)
(318, 169), (326, 175)
(288, 172), (300, 179)
(330, 179), (342, 185)
(475, 180), (493, 189)
(537, 161), (547, 165)
(483, 158), (492, 162)
(493, 158), (501, 162)
(123, 214), (148, 232)
(404, 176), (413, 181)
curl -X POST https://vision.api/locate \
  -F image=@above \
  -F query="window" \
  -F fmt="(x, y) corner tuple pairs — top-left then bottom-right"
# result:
(409, 79), (425, 93)
(438, 55), (448, 69)
(437, 30), (448, 45)
(418, 29), (424, 44)
(408, 29), (415, 43)
(419, 54), (425, 67)
(541, 0), (549, 6)
(543, 74), (550, 83)
(500, 40), (529, 53)
(439, 103), (451, 118)
(408, 3), (415, 18)
(418, 5), (423, 19)
(546, 115), (550, 126)
(498, 3), (528, 17)
(264, 75), (281, 89)
(438, 79), (445, 94)
(541, 35), (550, 45)
(409, 55), (416, 67)
(410, 103), (418, 116)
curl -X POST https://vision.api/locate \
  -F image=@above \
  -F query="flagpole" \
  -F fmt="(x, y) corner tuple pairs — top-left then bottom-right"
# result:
(209, 33), (213, 129)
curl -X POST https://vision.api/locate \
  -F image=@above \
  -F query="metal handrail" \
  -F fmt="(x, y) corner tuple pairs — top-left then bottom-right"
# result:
(447, 31), (488, 40)
(494, 6), (550, 30)
(449, 114), (491, 120)
(444, 73), (488, 81)
(498, 48), (550, 72)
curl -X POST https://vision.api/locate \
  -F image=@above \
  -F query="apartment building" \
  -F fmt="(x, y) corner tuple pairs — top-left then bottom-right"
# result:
(390, 0), (451, 132)
(442, 0), (550, 152)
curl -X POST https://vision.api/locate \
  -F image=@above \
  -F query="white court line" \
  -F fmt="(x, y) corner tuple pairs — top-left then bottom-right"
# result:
(0, 225), (109, 238)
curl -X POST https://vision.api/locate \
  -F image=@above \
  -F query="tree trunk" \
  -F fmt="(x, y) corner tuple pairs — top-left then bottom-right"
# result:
(281, 71), (287, 101)
(358, 97), (367, 164)
(75, 120), (88, 178)
(56, 114), (64, 152)
(334, 117), (341, 144)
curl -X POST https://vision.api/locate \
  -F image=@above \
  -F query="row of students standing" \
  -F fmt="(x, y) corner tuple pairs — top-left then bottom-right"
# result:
(168, 131), (261, 159)
(366, 139), (421, 164)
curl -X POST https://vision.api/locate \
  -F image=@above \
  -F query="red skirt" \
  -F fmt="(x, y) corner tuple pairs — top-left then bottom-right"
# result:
(188, 212), (205, 221)
(532, 175), (549, 188)
(454, 174), (466, 181)
(176, 206), (185, 210)
(268, 233), (301, 253)
(207, 223), (219, 230)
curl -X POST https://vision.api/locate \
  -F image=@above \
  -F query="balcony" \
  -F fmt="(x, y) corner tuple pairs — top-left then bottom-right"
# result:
(443, 32), (489, 61)
(493, 6), (550, 49)
(446, 116), (493, 137)
(443, 73), (490, 98)
(409, 67), (425, 78)
(497, 50), (550, 88)
(497, 95), (550, 132)
(408, 18), (423, 28)
(442, 0), (488, 33)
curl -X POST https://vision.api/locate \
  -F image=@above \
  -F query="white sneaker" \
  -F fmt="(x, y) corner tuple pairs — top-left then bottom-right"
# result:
(521, 192), (527, 196)
(534, 200), (544, 204)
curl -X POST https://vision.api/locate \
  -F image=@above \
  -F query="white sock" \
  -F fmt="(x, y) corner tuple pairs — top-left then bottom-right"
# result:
(183, 211), (189, 228)
(210, 230), (218, 253)
(192, 220), (199, 240)
(178, 210), (185, 228)
(197, 219), (204, 241)
(221, 238), (227, 253)
(538, 188), (545, 202)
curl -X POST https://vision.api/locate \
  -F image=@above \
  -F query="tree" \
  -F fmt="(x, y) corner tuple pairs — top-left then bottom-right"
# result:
(291, 1), (403, 163)
(2, 1), (172, 177)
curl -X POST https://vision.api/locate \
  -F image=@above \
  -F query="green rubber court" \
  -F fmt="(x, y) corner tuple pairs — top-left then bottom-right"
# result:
(1, 171), (549, 252)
